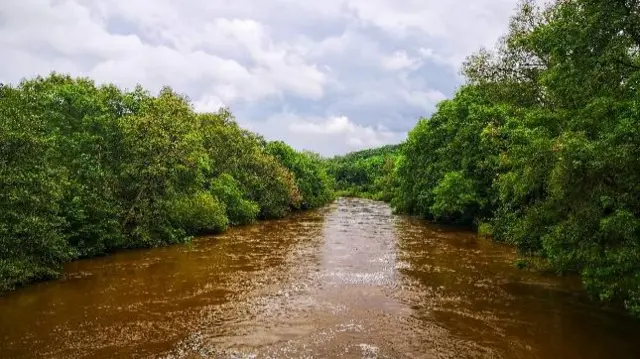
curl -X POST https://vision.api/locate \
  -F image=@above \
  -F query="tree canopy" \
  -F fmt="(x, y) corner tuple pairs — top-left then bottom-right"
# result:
(389, 0), (640, 316)
(324, 144), (402, 201)
(0, 74), (334, 291)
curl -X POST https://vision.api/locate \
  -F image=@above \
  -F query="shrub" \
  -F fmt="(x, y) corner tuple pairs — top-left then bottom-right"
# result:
(209, 174), (260, 226)
(166, 192), (228, 235)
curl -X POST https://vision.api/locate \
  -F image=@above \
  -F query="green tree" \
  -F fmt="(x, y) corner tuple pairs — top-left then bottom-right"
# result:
(325, 144), (402, 200)
(266, 141), (334, 209)
(209, 174), (260, 226)
(198, 110), (302, 218)
(0, 74), (332, 292)
(394, 0), (640, 315)
(0, 81), (72, 290)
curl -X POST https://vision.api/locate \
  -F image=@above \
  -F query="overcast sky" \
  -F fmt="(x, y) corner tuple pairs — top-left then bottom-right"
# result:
(0, 0), (519, 156)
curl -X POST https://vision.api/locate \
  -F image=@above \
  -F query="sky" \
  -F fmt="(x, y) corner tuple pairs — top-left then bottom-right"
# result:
(0, 0), (520, 156)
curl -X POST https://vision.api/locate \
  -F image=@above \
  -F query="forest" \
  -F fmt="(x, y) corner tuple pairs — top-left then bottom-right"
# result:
(324, 144), (401, 201)
(330, 0), (640, 316)
(0, 75), (334, 292)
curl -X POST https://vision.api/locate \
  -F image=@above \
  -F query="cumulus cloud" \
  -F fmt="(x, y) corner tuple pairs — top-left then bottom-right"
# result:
(0, 0), (519, 155)
(290, 115), (398, 150)
(193, 95), (226, 113)
(380, 51), (420, 71)
(241, 113), (404, 156)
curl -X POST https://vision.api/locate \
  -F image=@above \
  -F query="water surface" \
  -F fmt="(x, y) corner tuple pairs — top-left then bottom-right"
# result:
(1, 198), (639, 358)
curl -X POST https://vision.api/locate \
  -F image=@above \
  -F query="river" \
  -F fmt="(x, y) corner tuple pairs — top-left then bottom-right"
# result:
(1, 198), (639, 358)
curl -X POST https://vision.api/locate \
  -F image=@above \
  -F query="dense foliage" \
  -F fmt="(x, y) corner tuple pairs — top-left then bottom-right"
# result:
(324, 144), (401, 201)
(392, 0), (640, 316)
(266, 141), (334, 209)
(0, 74), (333, 291)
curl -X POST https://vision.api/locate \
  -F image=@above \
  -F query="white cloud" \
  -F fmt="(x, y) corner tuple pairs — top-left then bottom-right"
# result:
(403, 89), (448, 110)
(193, 95), (226, 113)
(289, 115), (399, 148)
(418, 47), (455, 69)
(380, 51), (420, 71)
(347, 0), (518, 66)
(0, 0), (520, 155)
(290, 115), (358, 135)
(241, 113), (404, 156)
(0, 0), (327, 102)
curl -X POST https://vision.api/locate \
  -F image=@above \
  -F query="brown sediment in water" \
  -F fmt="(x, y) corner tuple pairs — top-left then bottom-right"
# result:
(0, 198), (639, 358)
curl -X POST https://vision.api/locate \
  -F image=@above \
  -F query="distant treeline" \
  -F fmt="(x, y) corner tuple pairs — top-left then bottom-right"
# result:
(333, 0), (640, 316)
(324, 144), (401, 201)
(0, 74), (333, 291)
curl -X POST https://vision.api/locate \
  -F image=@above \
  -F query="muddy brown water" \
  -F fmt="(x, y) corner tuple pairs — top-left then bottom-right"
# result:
(1, 198), (640, 358)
